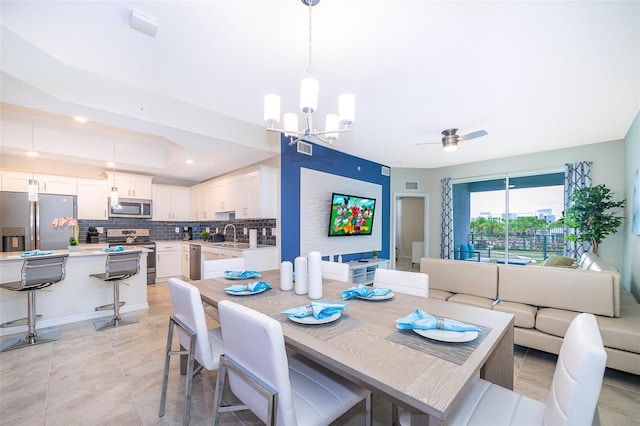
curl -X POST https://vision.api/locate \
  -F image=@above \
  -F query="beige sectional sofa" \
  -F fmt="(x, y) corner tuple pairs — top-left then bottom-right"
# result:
(419, 253), (640, 375)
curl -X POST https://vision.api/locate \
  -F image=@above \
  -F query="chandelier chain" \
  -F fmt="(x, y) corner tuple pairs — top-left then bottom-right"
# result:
(306, 0), (314, 75)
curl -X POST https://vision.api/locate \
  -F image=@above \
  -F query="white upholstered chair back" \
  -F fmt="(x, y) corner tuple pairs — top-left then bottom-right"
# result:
(218, 300), (297, 425)
(168, 278), (220, 370)
(321, 261), (350, 282)
(373, 268), (429, 297)
(544, 312), (607, 425)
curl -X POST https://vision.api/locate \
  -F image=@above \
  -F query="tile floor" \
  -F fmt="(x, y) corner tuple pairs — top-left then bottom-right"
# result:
(1, 267), (639, 425)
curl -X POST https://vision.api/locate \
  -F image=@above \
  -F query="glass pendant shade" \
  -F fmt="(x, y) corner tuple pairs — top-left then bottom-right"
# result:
(443, 142), (458, 152)
(283, 113), (299, 136)
(28, 179), (39, 202)
(338, 94), (355, 125)
(110, 187), (119, 208)
(264, 94), (281, 122)
(299, 77), (319, 113)
(325, 114), (339, 140)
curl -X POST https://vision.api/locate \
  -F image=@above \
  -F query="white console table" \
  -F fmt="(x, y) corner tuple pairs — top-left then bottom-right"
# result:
(346, 258), (390, 285)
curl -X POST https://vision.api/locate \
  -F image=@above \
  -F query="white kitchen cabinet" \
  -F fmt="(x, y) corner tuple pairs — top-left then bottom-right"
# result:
(77, 178), (108, 219)
(152, 185), (191, 221)
(1, 170), (77, 195)
(191, 182), (215, 220)
(106, 172), (153, 199)
(212, 177), (236, 213)
(235, 166), (277, 219)
(181, 243), (190, 279)
(156, 242), (182, 280)
(200, 244), (278, 278)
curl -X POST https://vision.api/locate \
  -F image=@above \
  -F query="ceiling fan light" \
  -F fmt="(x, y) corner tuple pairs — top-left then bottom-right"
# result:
(338, 94), (355, 125)
(283, 113), (299, 136)
(443, 141), (458, 152)
(299, 77), (319, 113)
(325, 113), (339, 140)
(264, 94), (281, 123)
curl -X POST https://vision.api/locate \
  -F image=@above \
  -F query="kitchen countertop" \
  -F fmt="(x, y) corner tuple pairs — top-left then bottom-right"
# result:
(161, 240), (277, 250)
(0, 245), (148, 261)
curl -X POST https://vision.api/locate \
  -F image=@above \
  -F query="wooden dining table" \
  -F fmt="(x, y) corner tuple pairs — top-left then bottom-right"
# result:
(191, 270), (514, 425)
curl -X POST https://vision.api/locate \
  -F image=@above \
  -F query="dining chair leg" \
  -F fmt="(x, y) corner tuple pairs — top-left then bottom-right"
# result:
(212, 359), (227, 426)
(158, 318), (174, 418)
(392, 402), (398, 426)
(365, 392), (372, 426)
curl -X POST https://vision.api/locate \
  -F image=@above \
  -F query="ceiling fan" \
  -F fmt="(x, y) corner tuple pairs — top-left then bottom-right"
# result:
(416, 128), (488, 152)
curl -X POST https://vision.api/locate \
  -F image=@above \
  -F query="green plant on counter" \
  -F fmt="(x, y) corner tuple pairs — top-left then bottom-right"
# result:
(200, 231), (210, 242)
(69, 236), (79, 246)
(372, 249), (379, 259)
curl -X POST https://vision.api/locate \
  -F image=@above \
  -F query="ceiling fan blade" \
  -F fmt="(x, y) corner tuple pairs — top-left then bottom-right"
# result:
(458, 130), (488, 141)
(415, 141), (441, 146)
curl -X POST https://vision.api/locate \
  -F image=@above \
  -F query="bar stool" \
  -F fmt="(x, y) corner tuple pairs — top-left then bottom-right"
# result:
(0, 254), (69, 352)
(90, 251), (141, 331)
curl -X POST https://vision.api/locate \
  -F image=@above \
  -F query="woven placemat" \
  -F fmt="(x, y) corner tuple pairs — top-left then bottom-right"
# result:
(385, 324), (492, 365)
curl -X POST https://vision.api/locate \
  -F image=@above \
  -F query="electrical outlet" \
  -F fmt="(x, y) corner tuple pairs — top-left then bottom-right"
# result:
(271, 228), (277, 236)
(215, 227), (219, 233)
(206, 227), (210, 233)
(96, 227), (104, 233)
(262, 228), (267, 236)
(243, 227), (248, 235)
(174, 227), (179, 233)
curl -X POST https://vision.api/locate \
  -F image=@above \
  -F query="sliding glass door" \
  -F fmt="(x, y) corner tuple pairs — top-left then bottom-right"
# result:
(452, 172), (564, 264)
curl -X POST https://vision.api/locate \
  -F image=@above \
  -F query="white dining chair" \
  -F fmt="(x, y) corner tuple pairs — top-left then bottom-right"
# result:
(321, 260), (350, 281)
(373, 268), (429, 297)
(159, 278), (224, 425)
(213, 299), (372, 426)
(436, 313), (607, 426)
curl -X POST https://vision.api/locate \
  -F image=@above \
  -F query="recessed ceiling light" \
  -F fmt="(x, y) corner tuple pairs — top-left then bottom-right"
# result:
(185, 159), (194, 164)
(106, 161), (115, 167)
(26, 151), (38, 157)
(73, 116), (87, 123)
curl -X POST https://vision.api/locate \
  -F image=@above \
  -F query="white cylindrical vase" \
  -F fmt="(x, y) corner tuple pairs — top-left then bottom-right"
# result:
(280, 261), (293, 291)
(308, 251), (323, 300)
(294, 256), (308, 295)
(249, 229), (258, 248)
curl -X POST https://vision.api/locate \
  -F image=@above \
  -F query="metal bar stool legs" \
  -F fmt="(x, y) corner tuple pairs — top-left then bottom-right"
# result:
(93, 279), (138, 331)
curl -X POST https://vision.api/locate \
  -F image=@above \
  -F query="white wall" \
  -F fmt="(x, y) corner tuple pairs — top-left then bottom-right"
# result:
(624, 111), (640, 298)
(391, 140), (627, 276)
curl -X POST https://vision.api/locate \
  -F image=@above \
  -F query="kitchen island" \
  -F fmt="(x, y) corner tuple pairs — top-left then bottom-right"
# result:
(0, 246), (148, 336)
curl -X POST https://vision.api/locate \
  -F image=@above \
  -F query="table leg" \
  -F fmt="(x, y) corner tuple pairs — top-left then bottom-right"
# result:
(480, 319), (514, 390)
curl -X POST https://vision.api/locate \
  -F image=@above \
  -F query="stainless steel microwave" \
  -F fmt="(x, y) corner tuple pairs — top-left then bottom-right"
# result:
(108, 198), (152, 219)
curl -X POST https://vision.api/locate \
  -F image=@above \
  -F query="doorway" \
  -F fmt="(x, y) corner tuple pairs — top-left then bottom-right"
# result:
(393, 193), (429, 270)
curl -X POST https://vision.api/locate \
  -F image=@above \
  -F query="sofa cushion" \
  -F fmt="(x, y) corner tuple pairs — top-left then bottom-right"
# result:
(541, 255), (577, 268)
(492, 301), (537, 328)
(428, 289), (453, 301)
(447, 294), (496, 310)
(460, 244), (470, 260)
(497, 265), (617, 317)
(536, 307), (640, 354)
(420, 258), (498, 299)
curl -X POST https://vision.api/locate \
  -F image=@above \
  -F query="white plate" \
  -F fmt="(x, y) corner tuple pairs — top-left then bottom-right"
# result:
(413, 328), (478, 343)
(288, 312), (341, 325)
(357, 292), (394, 301)
(224, 286), (269, 296)
(224, 271), (261, 280)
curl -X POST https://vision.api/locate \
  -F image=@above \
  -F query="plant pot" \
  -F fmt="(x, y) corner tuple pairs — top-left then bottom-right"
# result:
(68, 245), (80, 252)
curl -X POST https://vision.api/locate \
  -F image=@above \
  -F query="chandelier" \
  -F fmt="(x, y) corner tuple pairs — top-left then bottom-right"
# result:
(264, 0), (354, 146)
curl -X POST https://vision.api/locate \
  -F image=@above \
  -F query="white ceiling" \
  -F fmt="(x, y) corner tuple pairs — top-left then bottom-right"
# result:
(1, 1), (638, 184)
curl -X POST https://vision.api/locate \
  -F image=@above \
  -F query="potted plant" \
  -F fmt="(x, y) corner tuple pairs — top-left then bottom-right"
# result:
(561, 184), (626, 256)
(372, 249), (379, 260)
(51, 217), (80, 251)
(200, 231), (210, 242)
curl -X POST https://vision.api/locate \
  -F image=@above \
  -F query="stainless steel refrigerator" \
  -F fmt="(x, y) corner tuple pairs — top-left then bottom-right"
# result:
(0, 191), (77, 252)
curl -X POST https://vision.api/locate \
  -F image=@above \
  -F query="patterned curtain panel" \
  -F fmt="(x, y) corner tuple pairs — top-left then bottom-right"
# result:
(564, 161), (593, 258)
(440, 177), (454, 259)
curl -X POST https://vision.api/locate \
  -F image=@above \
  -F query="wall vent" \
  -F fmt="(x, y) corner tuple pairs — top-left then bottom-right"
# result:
(381, 166), (390, 176)
(404, 181), (419, 191)
(297, 141), (313, 156)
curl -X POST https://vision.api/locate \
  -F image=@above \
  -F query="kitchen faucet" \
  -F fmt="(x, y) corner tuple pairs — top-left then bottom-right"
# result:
(223, 224), (237, 244)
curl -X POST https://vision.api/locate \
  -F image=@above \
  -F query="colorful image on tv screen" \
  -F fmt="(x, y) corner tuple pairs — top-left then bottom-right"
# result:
(328, 193), (376, 236)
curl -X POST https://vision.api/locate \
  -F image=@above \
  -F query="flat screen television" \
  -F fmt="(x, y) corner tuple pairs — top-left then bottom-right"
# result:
(328, 193), (376, 236)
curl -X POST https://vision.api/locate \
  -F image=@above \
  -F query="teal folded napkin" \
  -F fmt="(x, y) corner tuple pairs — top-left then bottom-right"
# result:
(282, 301), (348, 320)
(341, 284), (392, 299)
(101, 246), (124, 252)
(224, 270), (261, 279)
(21, 249), (53, 257)
(396, 309), (481, 332)
(224, 281), (272, 293)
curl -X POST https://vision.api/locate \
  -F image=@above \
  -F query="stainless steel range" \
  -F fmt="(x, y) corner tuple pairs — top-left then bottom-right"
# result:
(106, 228), (156, 285)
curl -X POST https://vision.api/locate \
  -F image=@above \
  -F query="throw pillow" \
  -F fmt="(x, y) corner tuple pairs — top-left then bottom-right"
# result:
(460, 244), (469, 260)
(542, 255), (578, 268)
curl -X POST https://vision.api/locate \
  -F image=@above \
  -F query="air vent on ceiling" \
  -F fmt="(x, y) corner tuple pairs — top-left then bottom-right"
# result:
(381, 166), (390, 176)
(297, 141), (313, 156)
(404, 181), (419, 191)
